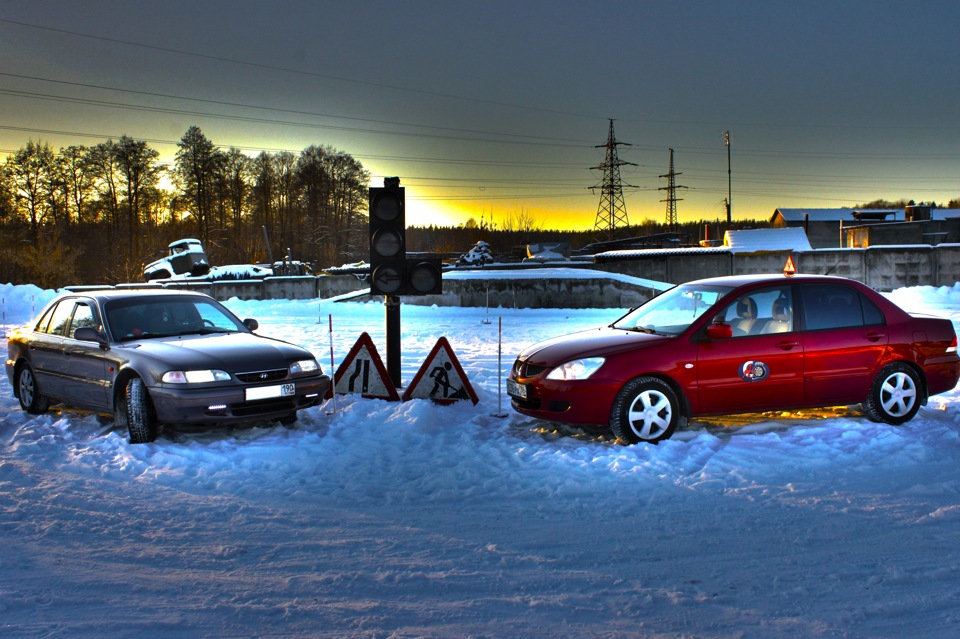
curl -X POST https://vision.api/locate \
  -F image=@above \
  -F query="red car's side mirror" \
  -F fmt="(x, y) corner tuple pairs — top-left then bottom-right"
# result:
(707, 323), (733, 340)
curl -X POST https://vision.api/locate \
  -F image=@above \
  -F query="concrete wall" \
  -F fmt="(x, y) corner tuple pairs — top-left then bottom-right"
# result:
(593, 252), (732, 284)
(394, 276), (662, 309)
(80, 245), (960, 309)
(592, 244), (960, 292)
(317, 274), (368, 298)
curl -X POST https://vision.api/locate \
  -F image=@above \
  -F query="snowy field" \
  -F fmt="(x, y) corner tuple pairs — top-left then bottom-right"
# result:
(1, 279), (959, 638)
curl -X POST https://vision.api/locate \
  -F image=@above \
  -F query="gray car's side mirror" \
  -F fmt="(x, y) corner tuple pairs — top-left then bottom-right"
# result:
(243, 318), (259, 332)
(74, 326), (109, 348)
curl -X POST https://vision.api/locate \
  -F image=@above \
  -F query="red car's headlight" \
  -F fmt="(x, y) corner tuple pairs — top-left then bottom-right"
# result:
(546, 357), (605, 381)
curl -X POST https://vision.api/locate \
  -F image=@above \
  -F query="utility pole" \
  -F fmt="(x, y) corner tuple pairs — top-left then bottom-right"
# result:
(591, 119), (636, 241)
(724, 130), (732, 225)
(659, 148), (686, 233)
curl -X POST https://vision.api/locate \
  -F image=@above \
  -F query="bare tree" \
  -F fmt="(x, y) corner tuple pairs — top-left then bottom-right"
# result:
(88, 140), (122, 234)
(8, 139), (55, 248)
(175, 126), (218, 243)
(113, 135), (161, 254)
(500, 208), (543, 233)
(249, 151), (276, 262)
(59, 145), (96, 224)
(274, 150), (297, 254)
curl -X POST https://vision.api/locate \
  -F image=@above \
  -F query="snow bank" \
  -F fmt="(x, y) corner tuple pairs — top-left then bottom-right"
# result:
(1, 283), (959, 638)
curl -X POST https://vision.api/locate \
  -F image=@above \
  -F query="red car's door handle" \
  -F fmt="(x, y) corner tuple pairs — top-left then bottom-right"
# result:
(777, 340), (800, 351)
(864, 331), (885, 342)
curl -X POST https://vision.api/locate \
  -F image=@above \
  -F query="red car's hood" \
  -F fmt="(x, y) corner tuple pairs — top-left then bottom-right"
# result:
(518, 326), (669, 366)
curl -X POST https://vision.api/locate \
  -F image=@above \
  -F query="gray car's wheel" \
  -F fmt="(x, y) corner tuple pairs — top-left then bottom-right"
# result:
(16, 363), (49, 414)
(862, 362), (922, 425)
(122, 377), (158, 444)
(610, 377), (682, 444)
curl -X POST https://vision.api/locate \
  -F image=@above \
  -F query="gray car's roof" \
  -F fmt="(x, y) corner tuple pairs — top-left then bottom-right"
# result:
(56, 287), (213, 303)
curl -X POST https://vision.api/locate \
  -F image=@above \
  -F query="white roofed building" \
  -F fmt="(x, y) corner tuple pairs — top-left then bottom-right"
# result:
(771, 206), (960, 248)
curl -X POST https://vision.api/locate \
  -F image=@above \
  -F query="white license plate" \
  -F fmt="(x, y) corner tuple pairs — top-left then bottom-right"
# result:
(245, 383), (296, 401)
(506, 378), (527, 400)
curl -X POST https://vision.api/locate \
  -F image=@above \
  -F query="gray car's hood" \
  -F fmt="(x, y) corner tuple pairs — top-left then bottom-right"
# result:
(121, 332), (310, 372)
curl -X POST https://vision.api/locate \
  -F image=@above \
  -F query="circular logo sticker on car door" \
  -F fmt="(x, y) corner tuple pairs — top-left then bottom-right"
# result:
(739, 360), (769, 382)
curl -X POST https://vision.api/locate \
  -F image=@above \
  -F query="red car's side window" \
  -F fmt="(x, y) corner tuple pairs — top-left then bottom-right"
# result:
(799, 284), (885, 331)
(714, 287), (793, 337)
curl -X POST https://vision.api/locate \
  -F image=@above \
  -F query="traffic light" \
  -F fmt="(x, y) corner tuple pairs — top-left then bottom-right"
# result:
(406, 254), (443, 295)
(369, 178), (406, 296)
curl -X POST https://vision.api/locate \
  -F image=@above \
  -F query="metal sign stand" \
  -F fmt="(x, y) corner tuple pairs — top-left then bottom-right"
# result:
(492, 316), (508, 418)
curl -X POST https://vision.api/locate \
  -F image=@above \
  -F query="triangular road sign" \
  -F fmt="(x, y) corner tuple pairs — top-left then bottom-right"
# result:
(783, 254), (797, 276)
(326, 332), (400, 401)
(402, 337), (479, 405)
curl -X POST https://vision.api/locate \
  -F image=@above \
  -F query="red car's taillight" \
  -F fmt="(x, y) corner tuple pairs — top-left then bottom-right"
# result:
(947, 336), (958, 354)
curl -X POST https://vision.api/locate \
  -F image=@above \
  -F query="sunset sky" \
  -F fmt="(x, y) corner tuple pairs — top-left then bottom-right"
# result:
(2, 1), (958, 230)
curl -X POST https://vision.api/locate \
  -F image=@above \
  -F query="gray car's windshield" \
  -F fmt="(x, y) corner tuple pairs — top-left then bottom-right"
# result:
(105, 297), (245, 341)
(612, 284), (732, 335)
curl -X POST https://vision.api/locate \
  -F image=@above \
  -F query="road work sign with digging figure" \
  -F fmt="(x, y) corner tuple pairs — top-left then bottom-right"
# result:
(402, 337), (479, 405)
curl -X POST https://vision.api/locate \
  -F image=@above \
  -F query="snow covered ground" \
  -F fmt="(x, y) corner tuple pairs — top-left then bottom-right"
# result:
(1, 280), (959, 638)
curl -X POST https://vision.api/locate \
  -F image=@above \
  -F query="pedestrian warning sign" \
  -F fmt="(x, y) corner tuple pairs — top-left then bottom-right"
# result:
(402, 337), (479, 405)
(326, 332), (400, 401)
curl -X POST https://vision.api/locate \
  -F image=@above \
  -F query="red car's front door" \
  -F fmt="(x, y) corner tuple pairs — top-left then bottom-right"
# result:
(696, 332), (805, 414)
(694, 286), (805, 414)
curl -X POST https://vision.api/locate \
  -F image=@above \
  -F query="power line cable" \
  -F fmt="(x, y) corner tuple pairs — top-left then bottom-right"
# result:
(0, 18), (607, 122)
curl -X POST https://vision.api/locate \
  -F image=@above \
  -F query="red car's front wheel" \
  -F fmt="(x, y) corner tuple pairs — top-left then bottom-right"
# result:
(610, 377), (683, 444)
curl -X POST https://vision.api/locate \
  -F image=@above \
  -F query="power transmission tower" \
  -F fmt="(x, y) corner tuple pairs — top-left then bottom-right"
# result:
(590, 119), (636, 241)
(659, 148), (686, 232)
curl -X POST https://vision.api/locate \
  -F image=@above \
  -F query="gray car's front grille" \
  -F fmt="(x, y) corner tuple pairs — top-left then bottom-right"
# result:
(236, 368), (288, 383)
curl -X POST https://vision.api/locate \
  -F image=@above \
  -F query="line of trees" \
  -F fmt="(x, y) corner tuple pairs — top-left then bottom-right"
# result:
(0, 126), (370, 288)
(2, 125), (775, 289)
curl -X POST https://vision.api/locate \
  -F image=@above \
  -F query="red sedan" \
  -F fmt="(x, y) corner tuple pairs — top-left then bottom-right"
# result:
(507, 274), (959, 444)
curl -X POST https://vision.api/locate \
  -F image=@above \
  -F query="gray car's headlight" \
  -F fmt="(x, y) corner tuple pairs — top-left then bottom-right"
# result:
(162, 370), (232, 384)
(289, 358), (319, 376)
(545, 357), (605, 381)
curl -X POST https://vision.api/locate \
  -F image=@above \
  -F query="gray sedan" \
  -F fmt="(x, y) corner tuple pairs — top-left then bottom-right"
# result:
(6, 289), (331, 443)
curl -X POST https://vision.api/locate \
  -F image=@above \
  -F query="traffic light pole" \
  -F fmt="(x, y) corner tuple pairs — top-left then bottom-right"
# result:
(368, 176), (443, 390)
(385, 294), (402, 388)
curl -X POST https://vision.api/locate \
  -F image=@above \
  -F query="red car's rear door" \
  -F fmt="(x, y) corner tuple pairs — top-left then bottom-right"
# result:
(797, 282), (889, 404)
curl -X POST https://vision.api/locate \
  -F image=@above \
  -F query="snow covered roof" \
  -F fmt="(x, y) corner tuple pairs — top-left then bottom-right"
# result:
(932, 209), (960, 220)
(774, 207), (960, 223)
(773, 208), (903, 223)
(595, 246), (730, 260)
(724, 227), (813, 253)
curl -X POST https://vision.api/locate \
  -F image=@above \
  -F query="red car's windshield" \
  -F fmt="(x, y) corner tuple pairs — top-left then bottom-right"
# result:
(612, 284), (733, 335)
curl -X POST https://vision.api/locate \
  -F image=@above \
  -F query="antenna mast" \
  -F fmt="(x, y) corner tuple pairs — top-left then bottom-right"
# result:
(659, 148), (686, 233)
(590, 119), (636, 241)
(724, 130), (732, 224)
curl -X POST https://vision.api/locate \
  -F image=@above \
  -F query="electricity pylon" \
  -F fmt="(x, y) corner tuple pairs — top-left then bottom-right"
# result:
(659, 148), (686, 233)
(590, 119), (636, 241)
